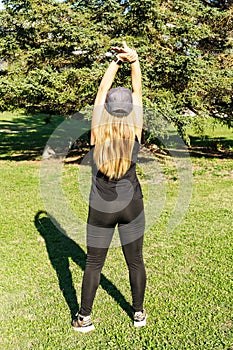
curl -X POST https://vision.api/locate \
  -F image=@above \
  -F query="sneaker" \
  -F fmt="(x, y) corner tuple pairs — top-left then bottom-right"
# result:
(133, 309), (147, 327)
(72, 313), (95, 333)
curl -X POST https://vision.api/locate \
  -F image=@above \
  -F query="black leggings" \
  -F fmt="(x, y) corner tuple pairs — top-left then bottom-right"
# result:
(79, 199), (146, 316)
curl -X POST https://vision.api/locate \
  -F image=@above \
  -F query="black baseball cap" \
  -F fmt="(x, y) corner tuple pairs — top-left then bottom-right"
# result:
(105, 87), (133, 117)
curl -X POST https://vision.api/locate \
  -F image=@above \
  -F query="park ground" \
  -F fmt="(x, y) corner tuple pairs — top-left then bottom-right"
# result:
(0, 111), (232, 350)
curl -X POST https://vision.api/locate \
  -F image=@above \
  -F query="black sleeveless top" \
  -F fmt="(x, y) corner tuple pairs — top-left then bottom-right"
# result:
(89, 138), (143, 202)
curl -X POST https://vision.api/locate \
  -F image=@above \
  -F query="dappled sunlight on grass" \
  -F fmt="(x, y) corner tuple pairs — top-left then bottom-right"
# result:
(0, 110), (64, 160)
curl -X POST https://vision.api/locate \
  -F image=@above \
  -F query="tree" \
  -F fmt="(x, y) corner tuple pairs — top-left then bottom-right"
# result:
(0, 0), (232, 134)
(0, 0), (111, 114)
(122, 0), (233, 131)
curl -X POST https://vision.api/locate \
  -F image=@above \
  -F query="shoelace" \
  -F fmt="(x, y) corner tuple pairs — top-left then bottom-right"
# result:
(134, 311), (145, 321)
(79, 315), (92, 327)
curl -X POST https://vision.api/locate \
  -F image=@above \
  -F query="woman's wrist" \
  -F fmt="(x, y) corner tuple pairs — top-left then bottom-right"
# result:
(113, 56), (123, 65)
(112, 52), (139, 65)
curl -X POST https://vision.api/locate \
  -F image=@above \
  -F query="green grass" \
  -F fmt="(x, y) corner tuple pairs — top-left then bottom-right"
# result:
(187, 118), (233, 155)
(0, 111), (232, 349)
(0, 110), (64, 161)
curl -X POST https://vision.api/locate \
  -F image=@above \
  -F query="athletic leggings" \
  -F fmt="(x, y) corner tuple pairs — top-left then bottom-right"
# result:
(79, 198), (146, 316)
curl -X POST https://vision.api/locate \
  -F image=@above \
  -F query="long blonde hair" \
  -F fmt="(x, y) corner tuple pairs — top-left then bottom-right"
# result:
(93, 109), (138, 179)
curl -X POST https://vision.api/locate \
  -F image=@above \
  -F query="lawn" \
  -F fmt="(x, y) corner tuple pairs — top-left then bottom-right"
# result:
(0, 111), (232, 349)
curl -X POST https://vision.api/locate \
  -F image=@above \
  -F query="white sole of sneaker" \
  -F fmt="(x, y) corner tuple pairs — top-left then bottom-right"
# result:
(134, 314), (147, 327)
(73, 324), (95, 333)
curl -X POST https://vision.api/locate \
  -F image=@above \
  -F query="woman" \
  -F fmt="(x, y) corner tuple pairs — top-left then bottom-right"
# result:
(72, 42), (147, 333)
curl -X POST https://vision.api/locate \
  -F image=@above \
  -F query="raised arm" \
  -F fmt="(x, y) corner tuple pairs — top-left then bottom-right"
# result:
(91, 61), (120, 144)
(131, 57), (143, 141)
(91, 42), (143, 144)
(111, 41), (142, 106)
(91, 46), (137, 144)
(131, 59), (142, 107)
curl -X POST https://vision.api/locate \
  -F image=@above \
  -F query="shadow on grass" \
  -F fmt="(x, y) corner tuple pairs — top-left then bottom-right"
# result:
(34, 210), (134, 321)
(188, 135), (233, 159)
(0, 112), (64, 161)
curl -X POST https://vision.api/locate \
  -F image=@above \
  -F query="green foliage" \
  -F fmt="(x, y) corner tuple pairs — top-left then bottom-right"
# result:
(0, 0), (232, 133)
(123, 0), (233, 131)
